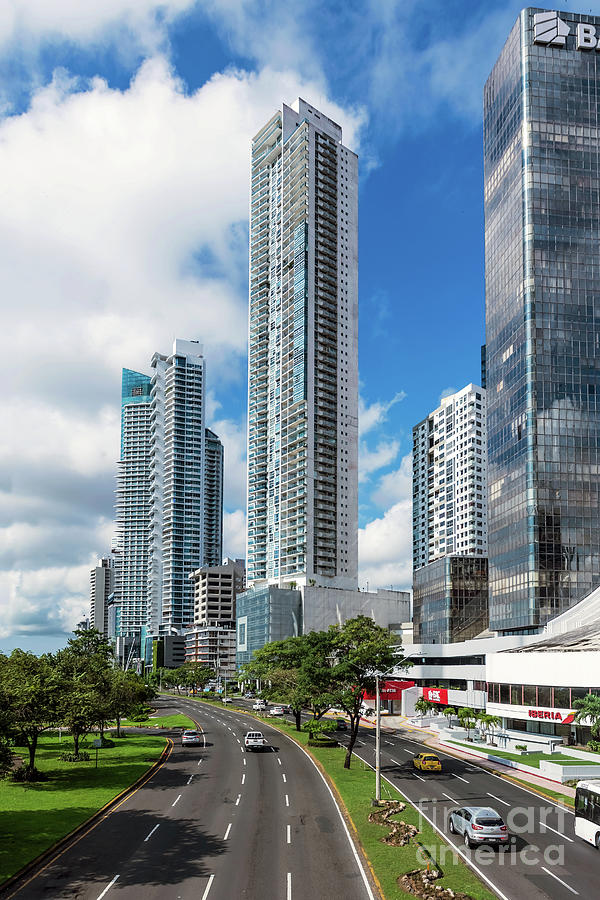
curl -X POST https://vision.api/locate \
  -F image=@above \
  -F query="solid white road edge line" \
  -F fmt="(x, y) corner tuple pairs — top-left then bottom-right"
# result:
(277, 733), (376, 900)
(541, 866), (578, 895)
(172, 794), (182, 807)
(201, 874), (215, 900)
(359, 754), (513, 900)
(96, 874), (119, 900)
(224, 823), (232, 840)
(143, 824), (160, 842)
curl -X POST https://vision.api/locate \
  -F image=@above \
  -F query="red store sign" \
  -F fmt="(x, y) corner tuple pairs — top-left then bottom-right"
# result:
(528, 708), (575, 724)
(423, 687), (449, 705)
(363, 680), (415, 703)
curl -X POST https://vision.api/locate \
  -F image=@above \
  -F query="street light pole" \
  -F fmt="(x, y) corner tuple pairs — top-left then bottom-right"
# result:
(375, 673), (381, 802)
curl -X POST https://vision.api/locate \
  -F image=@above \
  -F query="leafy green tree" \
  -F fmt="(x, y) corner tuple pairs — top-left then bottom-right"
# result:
(179, 663), (214, 694)
(302, 719), (336, 741)
(329, 616), (402, 769)
(2, 649), (61, 778)
(442, 706), (456, 729)
(55, 628), (115, 756)
(108, 669), (154, 738)
(414, 697), (436, 717)
(0, 653), (14, 776)
(574, 694), (600, 741)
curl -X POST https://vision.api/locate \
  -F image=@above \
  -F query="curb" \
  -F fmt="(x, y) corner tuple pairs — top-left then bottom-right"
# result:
(0, 737), (173, 898)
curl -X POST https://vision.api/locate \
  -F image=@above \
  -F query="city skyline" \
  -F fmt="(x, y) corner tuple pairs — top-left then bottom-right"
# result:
(5, 2), (600, 654)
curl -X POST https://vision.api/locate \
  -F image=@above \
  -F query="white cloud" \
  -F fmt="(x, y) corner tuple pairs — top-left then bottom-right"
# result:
(358, 439), (399, 483)
(223, 509), (246, 560)
(439, 386), (457, 403)
(371, 452), (412, 508)
(0, 56), (365, 641)
(359, 452), (413, 592)
(359, 391), (406, 437)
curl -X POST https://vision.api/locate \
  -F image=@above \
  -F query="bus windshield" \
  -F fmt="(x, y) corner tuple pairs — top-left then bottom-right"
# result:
(576, 785), (600, 825)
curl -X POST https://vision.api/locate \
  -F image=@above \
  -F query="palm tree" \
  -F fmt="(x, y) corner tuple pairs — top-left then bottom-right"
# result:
(476, 711), (489, 743)
(442, 706), (456, 729)
(574, 694), (600, 743)
(415, 697), (435, 717)
(484, 714), (501, 745)
(458, 707), (476, 741)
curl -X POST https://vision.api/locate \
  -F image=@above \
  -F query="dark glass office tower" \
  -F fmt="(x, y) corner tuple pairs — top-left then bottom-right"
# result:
(485, 8), (600, 633)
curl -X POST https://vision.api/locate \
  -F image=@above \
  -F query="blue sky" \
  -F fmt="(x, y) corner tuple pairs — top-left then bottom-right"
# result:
(1, 0), (584, 653)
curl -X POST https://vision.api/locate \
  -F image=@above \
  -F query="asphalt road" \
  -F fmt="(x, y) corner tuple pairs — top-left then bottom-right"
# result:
(326, 713), (597, 900)
(6, 697), (374, 900)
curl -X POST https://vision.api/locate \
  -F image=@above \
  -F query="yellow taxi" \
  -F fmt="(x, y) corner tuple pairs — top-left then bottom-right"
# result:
(413, 752), (442, 772)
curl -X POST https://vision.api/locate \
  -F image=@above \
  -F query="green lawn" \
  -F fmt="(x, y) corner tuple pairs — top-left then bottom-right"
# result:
(0, 732), (167, 884)
(187, 698), (496, 900)
(446, 740), (597, 768)
(119, 713), (196, 729)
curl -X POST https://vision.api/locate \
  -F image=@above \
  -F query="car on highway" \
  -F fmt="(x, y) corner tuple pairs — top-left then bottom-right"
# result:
(253, 700), (267, 710)
(448, 807), (509, 849)
(269, 706), (285, 716)
(181, 730), (202, 746)
(221, 697), (233, 703)
(335, 718), (348, 731)
(413, 752), (442, 772)
(244, 692), (255, 699)
(244, 731), (269, 751)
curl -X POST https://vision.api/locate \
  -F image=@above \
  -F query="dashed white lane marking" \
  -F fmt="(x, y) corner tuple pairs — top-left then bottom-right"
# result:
(452, 773), (470, 784)
(243, 758), (247, 766)
(390, 758), (401, 765)
(197, 760), (202, 766)
(413, 772), (426, 782)
(235, 794), (241, 806)
(541, 866), (578, 895)
(224, 823), (232, 840)
(540, 820), (574, 842)
(400, 748), (412, 754)
(285, 794), (289, 806)
(282, 773), (287, 783)
(96, 875), (119, 900)
(236, 738), (241, 743)
(287, 824), (291, 844)
(442, 792), (457, 803)
(201, 874), (215, 900)
(277, 758), (282, 766)
(486, 792), (510, 807)
(144, 824), (160, 842)
(242, 773), (246, 784)
(384, 740), (394, 745)
(187, 775), (193, 784)
(172, 794), (182, 807)
(287, 872), (292, 900)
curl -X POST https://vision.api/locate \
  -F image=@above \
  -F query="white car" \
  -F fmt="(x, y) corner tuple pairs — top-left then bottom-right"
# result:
(181, 730), (202, 746)
(253, 700), (267, 710)
(269, 706), (285, 716)
(221, 697), (233, 703)
(244, 731), (269, 751)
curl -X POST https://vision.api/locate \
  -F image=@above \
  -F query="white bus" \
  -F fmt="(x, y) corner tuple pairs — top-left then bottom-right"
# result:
(575, 780), (600, 848)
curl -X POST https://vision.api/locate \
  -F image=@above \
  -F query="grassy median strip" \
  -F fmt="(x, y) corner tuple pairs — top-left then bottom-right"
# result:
(186, 698), (496, 900)
(0, 732), (167, 885)
(445, 740), (586, 768)
(120, 713), (196, 729)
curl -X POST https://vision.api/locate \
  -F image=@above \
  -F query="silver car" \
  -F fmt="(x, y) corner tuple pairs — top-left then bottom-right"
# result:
(448, 806), (509, 849)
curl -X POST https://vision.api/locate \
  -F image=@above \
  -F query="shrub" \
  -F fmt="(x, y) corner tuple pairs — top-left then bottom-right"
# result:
(515, 744), (528, 752)
(12, 766), (47, 782)
(587, 740), (600, 752)
(59, 751), (91, 762)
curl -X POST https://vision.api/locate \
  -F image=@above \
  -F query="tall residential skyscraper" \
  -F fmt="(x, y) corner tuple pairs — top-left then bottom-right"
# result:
(247, 98), (358, 590)
(412, 384), (489, 642)
(90, 555), (115, 637)
(115, 341), (223, 648)
(485, 8), (600, 634)
(115, 369), (152, 639)
(204, 428), (224, 567)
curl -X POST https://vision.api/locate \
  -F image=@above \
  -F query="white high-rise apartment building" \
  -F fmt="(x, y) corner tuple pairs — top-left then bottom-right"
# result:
(90, 555), (115, 637)
(413, 384), (488, 567)
(247, 98), (358, 590)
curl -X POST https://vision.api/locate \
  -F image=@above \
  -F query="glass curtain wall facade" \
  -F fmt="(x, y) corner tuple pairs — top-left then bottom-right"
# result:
(484, 8), (600, 632)
(115, 369), (152, 639)
(413, 556), (489, 644)
(247, 98), (358, 591)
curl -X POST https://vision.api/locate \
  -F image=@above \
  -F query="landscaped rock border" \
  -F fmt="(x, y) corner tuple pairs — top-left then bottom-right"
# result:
(368, 800), (418, 846)
(400, 868), (474, 899)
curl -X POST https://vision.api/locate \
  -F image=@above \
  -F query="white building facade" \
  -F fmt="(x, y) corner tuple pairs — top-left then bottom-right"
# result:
(90, 555), (115, 637)
(247, 98), (358, 591)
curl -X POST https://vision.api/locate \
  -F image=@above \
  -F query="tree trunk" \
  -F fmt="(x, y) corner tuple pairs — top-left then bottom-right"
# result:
(344, 716), (360, 769)
(295, 709), (302, 732)
(73, 731), (80, 756)
(116, 714), (121, 739)
(27, 732), (38, 773)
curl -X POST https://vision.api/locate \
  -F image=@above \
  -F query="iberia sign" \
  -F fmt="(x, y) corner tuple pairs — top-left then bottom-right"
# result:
(534, 11), (600, 51)
(528, 708), (575, 724)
